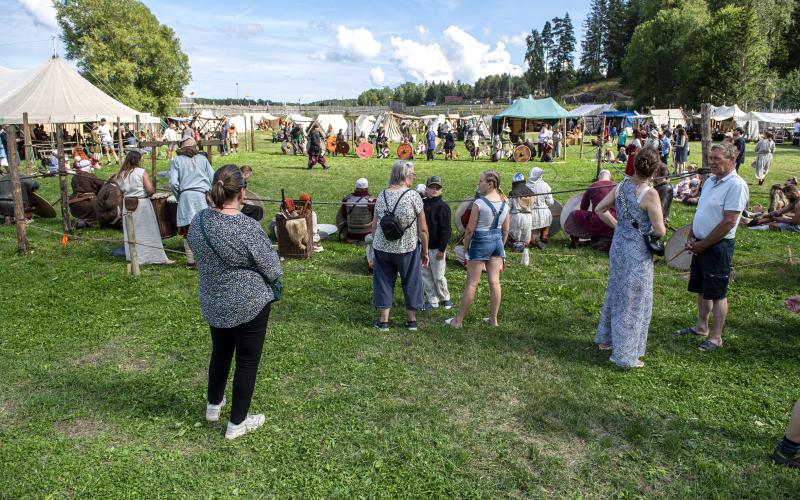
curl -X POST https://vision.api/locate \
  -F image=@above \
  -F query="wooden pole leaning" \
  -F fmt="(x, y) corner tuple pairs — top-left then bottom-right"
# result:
(562, 117), (567, 161)
(126, 209), (140, 276)
(579, 118), (585, 159)
(22, 113), (32, 176)
(4, 125), (28, 254)
(116, 117), (124, 168)
(596, 116), (605, 180)
(250, 116), (256, 152)
(135, 115), (141, 144)
(701, 103), (712, 170)
(243, 115), (249, 152)
(56, 124), (71, 236)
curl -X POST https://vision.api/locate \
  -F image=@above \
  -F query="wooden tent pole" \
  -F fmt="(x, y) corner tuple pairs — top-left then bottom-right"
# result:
(5, 125), (28, 254)
(579, 117), (585, 159)
(135, 114), (141, 145)
(596, 116), (605, 180)
(701, 103), (712, 170)
(562, 117), (567, 160)
(116, 117), (124, 167)
(126, 209), (140, 276)
(56, 123), (71, 236)
(250, 116), (256, 152)
(22, 113), (32, 176)
(243, 115), (249, 152)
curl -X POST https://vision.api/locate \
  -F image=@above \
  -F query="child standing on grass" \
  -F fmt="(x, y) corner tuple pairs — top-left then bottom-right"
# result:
(421, 176), (452, 310)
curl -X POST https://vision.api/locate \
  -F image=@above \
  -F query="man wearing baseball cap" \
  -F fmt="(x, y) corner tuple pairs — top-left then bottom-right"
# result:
(421, 176), (452, 310)
(336, 177), (375, 243)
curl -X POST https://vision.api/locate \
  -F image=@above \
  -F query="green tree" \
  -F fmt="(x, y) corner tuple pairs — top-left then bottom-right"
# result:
(55, 0), (191, 115)
(549, 14), (577, 96)
(604, 0), (629, 78)
(776, 68), (800, 108)
(623, 5), (708, 108)
(580, 0), (607, 81)
(524, 29), (546, 94)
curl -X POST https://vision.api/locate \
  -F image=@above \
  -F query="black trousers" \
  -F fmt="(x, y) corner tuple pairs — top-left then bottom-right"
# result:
(208, 303), (271, 424)
(426, 148), (434, 160)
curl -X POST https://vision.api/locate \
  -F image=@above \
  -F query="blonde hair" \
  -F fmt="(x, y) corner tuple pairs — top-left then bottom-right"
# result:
(481, 169), (507, 201)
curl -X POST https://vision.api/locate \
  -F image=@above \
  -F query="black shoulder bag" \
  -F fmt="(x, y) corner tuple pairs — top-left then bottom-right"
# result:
(198, 209), (282, 301)
(617, 180), (665, 256)
(379, 189), (418, 241)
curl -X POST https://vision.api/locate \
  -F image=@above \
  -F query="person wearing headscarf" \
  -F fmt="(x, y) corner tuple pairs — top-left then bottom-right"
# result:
(170, 137), (215, 268)
(69, 159), (105, 228)
(508, 173), (534, 251)
(526, 167), (555, 249)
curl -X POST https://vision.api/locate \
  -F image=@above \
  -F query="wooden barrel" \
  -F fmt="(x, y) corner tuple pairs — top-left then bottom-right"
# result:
(150, 193), (178, 238)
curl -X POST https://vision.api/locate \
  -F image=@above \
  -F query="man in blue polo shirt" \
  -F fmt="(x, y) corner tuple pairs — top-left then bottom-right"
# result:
(674, 142), (749, 352)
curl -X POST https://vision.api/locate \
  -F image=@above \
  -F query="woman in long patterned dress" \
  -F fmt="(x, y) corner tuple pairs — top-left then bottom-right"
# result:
(118, 151), (173, 265)
(754, 131), (775, 186)
(594, 148), (666, 368)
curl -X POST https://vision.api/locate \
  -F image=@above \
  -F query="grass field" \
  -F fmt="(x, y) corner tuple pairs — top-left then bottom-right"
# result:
(1, 133), (799, 497)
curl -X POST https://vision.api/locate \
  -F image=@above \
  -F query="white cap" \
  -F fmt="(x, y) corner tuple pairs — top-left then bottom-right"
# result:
(78, 159), (92, 171)
(355, 177), (368, 189)
(416, 183), (426, 194)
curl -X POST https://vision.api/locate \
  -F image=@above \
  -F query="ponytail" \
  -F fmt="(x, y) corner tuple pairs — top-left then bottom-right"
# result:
(210, 164), (245, 208)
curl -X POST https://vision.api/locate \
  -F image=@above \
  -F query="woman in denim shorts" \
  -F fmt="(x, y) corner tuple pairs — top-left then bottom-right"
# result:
(446, 170), (509, 328)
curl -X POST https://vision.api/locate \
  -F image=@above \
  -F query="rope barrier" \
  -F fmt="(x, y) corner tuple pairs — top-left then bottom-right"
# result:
(25, 222), (188, 256)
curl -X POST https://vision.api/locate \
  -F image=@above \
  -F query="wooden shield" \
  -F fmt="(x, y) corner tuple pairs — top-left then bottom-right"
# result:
(356, 142), (373, 159)
(281, 141), (291, 154)
(548, 200), (563, 237)
(326, 135), (337, 152)
(560, 194), (583, 236)
(513, 145), (531, 163)
(665, 224), (692, 271)
(465, 139), (475, 153)
(30, 192), (56, 218)
(396, 143), (413, 160)
(337, 142), (350, 155)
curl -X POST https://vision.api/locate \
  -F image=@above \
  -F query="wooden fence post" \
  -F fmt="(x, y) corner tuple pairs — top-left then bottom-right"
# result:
(250, 116), (256, 152)
(701, 103), (712, 171)
(243, 115), (249, 152)
(5, 125), (28, 254)
(116, 117), (124, 167)
(22, 113), (32, 176)
(56, 123), (71, 236)
(126, 210), (140, 276)
(579, 118), (585, 159)
(596, 116), (605, 180)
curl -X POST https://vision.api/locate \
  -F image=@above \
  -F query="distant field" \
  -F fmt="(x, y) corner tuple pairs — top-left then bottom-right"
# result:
(1, 133), (798, 497)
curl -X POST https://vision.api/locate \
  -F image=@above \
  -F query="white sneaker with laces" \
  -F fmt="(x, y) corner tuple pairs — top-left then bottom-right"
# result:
(225, 414), (265, 440)
(206, 396), (226, 422)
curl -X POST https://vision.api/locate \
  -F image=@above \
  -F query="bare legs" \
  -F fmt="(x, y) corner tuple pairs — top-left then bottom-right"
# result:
(693, 294), (728, 346)
(450, 257), (503, 327)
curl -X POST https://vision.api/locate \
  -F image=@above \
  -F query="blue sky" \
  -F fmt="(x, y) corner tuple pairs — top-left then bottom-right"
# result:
(2, 0), (591, 102)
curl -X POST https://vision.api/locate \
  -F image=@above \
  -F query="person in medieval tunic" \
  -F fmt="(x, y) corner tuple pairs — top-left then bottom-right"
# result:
(508, 173), (535, 251)
(0, 174), (39, 220)
(95, 174), (123, 229)
(526, 167), (556, 249)
(69, 160), (105, 228)
(566, 170), (617, 251)
(170, 137), (215, 268)
(336, 177), (376, 242)
(307, 124), (329, 169)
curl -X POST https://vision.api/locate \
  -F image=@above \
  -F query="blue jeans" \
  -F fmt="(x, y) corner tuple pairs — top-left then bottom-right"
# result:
(468, 229), (505, 261)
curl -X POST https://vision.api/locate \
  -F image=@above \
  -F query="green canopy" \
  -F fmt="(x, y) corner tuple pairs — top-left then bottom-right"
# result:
(494, 97), (576, 120)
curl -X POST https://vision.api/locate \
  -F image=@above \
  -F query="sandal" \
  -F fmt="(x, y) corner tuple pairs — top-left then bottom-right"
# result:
(598, 343), (612, 351)
(673, 327), (707, 337)
(698, 339), (722, 352)
(482, 317), (498, 327)
(444, 318), (461, 329)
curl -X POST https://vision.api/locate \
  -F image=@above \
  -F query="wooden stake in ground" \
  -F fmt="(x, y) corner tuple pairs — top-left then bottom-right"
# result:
(126, 209), (140, 276)
(135, 115), (141, 146)
(579, 118), (585, 159)
(56, 123), (71, 236)
(701, 103), (712, 170)
(243, 115), (249, 152)
(596, 116), (605, 180)
(4, 125), (28, 254)
(22, 113), (32, 176)
(250, 116), (256, 152)
(562, 117), (567, 161)
(116, 117), (124, 167)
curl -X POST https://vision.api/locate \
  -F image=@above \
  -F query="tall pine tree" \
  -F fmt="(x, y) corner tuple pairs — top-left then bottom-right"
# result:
(604, 0), (629, 78)
(524, 29), (547, 95)
(580, 0), (608, 81)
(549, 14), (577, 95)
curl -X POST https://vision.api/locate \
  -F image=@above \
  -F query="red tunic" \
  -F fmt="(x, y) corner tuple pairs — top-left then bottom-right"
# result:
(573, 180), (617, 237)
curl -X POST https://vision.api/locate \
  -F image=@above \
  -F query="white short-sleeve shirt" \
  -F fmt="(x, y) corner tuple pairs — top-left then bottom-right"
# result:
(691, 171), (749, 240)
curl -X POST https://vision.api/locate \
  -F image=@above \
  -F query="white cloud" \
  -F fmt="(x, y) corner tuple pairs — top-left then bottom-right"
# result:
(440, 25), (523, 81)
(414, 25), (431, 41)
(369, 66), (385, 86)
(16, 0), (58, 30)
(335, 25), (381, 61)
(499, 31), (528, 47)
(389, 36), (453, 83)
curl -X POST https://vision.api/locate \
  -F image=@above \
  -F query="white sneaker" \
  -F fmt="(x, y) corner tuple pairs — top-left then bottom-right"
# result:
(225, 414), (265, 440)
(206, 396), (226, 422)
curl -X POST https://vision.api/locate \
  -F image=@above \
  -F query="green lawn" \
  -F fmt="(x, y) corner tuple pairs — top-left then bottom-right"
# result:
(1, 134), (799, 497)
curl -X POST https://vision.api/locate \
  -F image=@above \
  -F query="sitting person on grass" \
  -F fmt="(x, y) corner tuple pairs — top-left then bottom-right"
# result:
(508, 172), (534, 251)
(336, 177), (376, 243)
(748, 185), (800, 232)
(565, 169), (617, 251)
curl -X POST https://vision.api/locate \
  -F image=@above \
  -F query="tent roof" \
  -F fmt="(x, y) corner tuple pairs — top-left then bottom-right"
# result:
(746, 111), (800, 124)
(495, 97), (577, 120)
(601, 110), (644, 118)
(692, 104), (748, 121)
(0, 57), (150, 124)
(315, 113), (348, 133)
(288, 113), (313, 123)
(571, 104), (615, 116)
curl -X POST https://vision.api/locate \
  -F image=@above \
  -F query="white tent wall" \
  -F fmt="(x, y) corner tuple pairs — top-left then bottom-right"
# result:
(571, 103), (615, 131)
(315, 114), (348, 135)
(370, 112), (404, 142)
(744, 111), (800, 140)
(355, 115), (375, 137)
(649, 109), (687, 128)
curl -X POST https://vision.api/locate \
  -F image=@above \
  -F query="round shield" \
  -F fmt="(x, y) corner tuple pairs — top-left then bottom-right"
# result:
(548, 200), (563, 237)
(281, 141), (291, 154)
(560, 194), (583, 236)
(666, 224), (692, 271)
(337, 142), (350, 155)
(396, 143), (413, 159)
(513, 145), (531, 163)
(30, 192), (56, 218)
(455, 198), (475, 234)
(326, 135), (337, 152)
(465, 139), (475, 153)
(356, 142), (373, 159)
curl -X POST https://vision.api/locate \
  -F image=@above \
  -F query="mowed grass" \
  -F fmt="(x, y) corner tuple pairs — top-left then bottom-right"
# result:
(1, 133), (799, 497)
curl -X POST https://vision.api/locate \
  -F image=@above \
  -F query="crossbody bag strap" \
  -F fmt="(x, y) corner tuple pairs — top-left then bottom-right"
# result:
(617, 180), (644, 234)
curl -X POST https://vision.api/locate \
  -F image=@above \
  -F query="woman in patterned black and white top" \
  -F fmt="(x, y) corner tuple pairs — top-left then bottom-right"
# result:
(370, 160), (429, 332)
(187, 165), (282, 439)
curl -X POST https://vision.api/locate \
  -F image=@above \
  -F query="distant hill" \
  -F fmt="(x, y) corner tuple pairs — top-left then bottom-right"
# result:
(561, 78), (634, 107)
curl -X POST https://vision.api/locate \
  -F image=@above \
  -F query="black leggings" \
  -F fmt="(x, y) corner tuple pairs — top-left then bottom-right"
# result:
(208, 303), (271, 424)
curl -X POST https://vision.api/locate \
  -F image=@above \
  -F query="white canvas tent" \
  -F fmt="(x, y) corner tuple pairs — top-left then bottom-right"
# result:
(315, 113), (348, 135)
(0, 57), (156, 124)
(692, 105), (748, 122)
(571, 103), (615, 131)
(288, 113), (313, 125)
(744, 111), (800, 139)
(649, 108), (687, 128)
(371, 112), (405, 142)
(226, 112), (279, 132)
(355, 115), (375, 137)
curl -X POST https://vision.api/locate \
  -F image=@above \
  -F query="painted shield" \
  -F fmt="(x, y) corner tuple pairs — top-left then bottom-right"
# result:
(30, 192), (56, 218)
(337, 142), (350, 155)
(465, 139), (475, 153)
(280, 140), (291, 154)
(548, 200), (563, 237)
(513, 145), (531, 163)
(356, 142), (374, 159)
(560, 194), (583, 236)
(665, 224), (692, 271)
(396, 143), (413, 160)
(455, 198), (476, 234)
(326, 135), (337, 152)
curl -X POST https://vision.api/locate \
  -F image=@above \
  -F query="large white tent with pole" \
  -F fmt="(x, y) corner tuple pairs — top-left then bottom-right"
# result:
(315, 113), (348, 135)
(743, 111), (800, 141)
(0, 57), (158, 124)
(649, 108), (687, 128)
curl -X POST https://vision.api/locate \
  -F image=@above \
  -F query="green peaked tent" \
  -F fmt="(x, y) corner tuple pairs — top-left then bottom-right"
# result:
(495, 97), (577, 120)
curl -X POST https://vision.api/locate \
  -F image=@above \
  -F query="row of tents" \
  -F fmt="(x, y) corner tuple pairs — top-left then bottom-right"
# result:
(0, 57), (796, 143)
